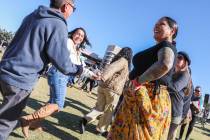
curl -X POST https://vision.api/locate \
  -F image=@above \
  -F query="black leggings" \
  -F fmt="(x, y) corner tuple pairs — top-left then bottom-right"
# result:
(179, 115), (198, 140)
(81, 78), (95, 92)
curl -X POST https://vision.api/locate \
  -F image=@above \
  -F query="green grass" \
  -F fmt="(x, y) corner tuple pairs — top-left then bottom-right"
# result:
(0, 78), (106, 140)
(0, 52), (209, 140)
(1, 77), (208, 140)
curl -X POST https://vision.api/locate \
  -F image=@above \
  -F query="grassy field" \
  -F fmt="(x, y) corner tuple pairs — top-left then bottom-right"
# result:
(0, 77), (207, 140)
(0, 52), (209, 140)
(4, 78), (106, 140)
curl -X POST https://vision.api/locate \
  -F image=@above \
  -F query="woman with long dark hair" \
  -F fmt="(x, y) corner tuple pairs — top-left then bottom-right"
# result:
(80, 47), (133, 136)
(20, 27), (96, 138)
(108, 16), (178, 140)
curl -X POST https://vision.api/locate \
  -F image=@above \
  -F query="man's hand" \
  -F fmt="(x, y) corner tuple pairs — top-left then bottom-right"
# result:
(68, 65), (83, 76)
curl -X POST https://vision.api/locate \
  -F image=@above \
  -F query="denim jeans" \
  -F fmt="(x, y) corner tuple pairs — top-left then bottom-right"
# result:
(47, 66), (69, 109)
(167, 116), (182, 140)
(68, 76), (75, 85)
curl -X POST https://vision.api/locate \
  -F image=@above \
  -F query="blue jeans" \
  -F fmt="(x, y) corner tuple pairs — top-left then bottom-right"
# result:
(47, 66), (68, 109)
(68, 75), (75, 85)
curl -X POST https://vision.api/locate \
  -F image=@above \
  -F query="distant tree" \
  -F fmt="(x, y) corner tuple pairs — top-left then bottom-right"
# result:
(0, 27), (14, 47)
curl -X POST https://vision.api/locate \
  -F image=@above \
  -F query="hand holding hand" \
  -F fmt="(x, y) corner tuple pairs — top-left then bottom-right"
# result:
(91, 72), (102, 80)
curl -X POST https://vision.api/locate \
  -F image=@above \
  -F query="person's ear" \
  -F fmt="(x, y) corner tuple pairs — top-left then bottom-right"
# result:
(181, 60), (188, 71)
(60, 4), (65, 13)
(64, 3), (69, 12)
(60, 4), (69, 13)
(170, 28), (176, 37)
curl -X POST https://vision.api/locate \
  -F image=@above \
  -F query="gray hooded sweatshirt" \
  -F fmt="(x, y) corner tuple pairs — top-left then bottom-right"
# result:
(0, 6), (77, 90)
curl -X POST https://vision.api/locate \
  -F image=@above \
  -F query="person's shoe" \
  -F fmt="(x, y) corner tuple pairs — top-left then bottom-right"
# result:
(20, 104), (58, 138)
(80, 118), (87, 134)
(96, 131), (108, 137)
(19, 117), (30, 138)
(101, 131), (108, 138)
(96, 131), (102, 136)
(29, 120), (46, 131)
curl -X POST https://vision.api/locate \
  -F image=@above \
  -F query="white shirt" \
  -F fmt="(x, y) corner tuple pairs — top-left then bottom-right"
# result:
(67, 39), (96, 78)
(67, 39), (81, 65)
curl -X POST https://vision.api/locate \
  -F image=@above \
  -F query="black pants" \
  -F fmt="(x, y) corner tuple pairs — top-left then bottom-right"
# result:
(0, 81), (31, 140)
(179, 115), (198, 140)
(81, 78), (95, 92)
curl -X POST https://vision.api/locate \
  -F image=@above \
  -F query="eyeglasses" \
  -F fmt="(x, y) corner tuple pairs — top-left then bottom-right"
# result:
(195, 89), (201, 92)
(66, 1), (76, 12)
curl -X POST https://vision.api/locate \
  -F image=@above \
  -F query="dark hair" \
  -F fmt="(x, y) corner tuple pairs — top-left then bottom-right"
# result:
(50, 0), (64, 9)
(50, 0), (75, 9)
(160, 16), (178, 45)
(188, 67), (192, 75)
(195, 86), (201, 90)
(184, 76), (192, 96)
(111, 47), (133, 70)
(68, 27), (91, 49)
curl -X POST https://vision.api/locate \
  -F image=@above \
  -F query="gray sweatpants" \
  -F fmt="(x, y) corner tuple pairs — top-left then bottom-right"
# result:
(0, 81), (31, 140)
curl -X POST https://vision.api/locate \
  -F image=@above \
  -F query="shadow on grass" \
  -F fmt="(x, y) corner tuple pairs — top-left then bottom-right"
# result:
(201, 131), (210, 137)
(50, 111), (97, 135)
(65, 97), (91, 114)
(17, 97), (79, 140)
(26, 97), (46, 110)
(194, 125), (210, 137)
(10, 132), (24, 139)
(19, 90), (100, 138)
(43, 119), (79, 140)
(86, 95), (97, 101)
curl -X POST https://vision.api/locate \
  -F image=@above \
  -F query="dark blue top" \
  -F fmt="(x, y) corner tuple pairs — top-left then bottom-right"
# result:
(182, 85), (194, 118)
(0, 6), (77, 90)
(167, 70), (190, 117)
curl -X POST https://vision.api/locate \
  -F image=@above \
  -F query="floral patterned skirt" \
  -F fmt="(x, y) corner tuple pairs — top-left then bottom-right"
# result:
(108, 83), (171, 140)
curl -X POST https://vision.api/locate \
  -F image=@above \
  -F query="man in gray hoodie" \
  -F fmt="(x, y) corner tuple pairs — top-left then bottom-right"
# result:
(0, 0), (79, 139)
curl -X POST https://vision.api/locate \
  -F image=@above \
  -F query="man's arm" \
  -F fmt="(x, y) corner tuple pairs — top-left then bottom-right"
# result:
(45, 24), (78, 75)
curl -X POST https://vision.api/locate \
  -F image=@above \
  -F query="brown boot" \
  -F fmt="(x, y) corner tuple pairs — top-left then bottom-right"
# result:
(29, 120), (45, 131)
(20, 104), (59, 138)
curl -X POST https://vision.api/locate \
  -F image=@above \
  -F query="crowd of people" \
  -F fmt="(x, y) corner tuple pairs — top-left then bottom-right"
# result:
(0, 0), (205, 140)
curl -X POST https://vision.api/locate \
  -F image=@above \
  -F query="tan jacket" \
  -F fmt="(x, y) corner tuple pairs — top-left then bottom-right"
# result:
(99, 57), (129, 95)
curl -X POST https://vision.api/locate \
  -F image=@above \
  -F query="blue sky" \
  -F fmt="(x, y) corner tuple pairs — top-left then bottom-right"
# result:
(0, 0), (209, 102)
